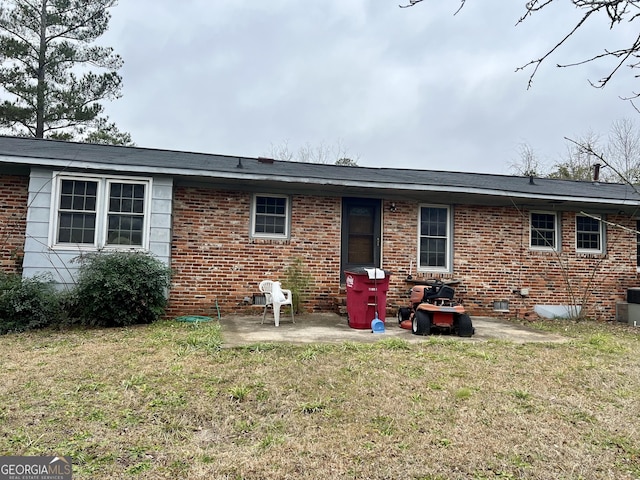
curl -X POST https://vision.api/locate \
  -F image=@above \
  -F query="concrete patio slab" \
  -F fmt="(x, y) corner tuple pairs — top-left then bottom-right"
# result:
(217, 312), (568, 347)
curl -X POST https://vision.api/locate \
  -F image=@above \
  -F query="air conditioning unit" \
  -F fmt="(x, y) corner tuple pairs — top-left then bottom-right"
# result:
(627, 288), (640, 304)
(616, 302), (640, 326)
(616, 302), (628, 323)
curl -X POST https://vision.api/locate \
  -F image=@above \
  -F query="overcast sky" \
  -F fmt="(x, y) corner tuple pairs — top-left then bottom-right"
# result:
(100, 1), (638, 175)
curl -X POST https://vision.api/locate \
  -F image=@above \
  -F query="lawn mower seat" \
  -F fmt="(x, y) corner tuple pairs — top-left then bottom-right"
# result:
(423, 284), (455, 301)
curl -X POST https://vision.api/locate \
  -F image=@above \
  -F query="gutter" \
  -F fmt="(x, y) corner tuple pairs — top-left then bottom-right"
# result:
(2, 154), (640, 208)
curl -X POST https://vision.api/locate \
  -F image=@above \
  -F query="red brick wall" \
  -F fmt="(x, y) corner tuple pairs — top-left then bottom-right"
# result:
(385, 205), (637, 321)
(457, 207), (634, 320)
(0, 174), (28, 274)
(167, 187), (342, 317)
(381, 199), (419, 305)
(167, 188), (637, 321)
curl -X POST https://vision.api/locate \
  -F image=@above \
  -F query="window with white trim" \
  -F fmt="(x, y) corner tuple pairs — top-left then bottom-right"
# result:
(251, 194), (290, 238)
(52, 174), (151, 249)
(418, 205), (451, 271)
(576, 214), (603, 253)
(107, 181), (146, 245)
(530, 212), (558, 251)
(57, 179), (98, 244)
(637, 220), (640, 270)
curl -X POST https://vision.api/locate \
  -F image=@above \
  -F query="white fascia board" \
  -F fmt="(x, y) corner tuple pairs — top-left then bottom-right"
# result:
(3, 155), (639, 207)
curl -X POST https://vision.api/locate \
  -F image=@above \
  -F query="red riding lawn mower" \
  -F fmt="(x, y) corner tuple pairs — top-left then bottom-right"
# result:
(397, 280), (474, 337)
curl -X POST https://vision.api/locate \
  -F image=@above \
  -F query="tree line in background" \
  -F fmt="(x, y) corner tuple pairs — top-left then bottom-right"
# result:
(510, 118), (640, 183)
(0, 0), (131, 145)
(267, 139), (359, 166)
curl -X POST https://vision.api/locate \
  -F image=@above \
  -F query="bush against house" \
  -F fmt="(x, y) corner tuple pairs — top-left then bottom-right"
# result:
(70, 251), (171, 328)
(285, 257), (314, 314)
(0, 272), (61, 334)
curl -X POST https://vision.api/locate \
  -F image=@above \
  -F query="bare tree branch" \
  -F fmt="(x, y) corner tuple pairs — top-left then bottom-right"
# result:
(564, 136), (640, 191)
(398, 0), (424, 9)
(515, 8), (596, 89)
(402, 1), (640, 98)
(558, 32), (640, 90)
(399, 0), (466, 15)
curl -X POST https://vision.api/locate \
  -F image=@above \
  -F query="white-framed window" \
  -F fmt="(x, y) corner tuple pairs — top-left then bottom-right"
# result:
(56, 178), (98, 245)
(637, 220), (640, 271)
(251, 194), (290, 239)
(418, 204), (451, 272)
(530, 211), (559, 251)
(576, 214), (604, 253)
(51, 173), (151, 249)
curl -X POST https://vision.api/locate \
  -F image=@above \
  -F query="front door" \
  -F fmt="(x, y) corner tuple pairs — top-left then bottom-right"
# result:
(340, 198), (381, 282)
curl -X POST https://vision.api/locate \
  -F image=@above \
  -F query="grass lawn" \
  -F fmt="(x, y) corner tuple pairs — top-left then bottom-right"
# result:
(1, 318), (639, 479)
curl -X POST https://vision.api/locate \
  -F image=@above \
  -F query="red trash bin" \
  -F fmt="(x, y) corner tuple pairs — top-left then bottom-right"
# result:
(344, 268), (391, 329)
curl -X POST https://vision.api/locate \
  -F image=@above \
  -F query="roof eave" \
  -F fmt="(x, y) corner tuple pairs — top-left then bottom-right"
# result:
(3, 155), (640, 208)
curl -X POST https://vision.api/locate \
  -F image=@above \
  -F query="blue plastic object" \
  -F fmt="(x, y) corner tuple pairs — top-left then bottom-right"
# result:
(371, 316), (385, 334)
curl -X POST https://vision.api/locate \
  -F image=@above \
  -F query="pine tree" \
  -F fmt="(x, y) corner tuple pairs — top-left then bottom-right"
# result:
(0, 0), (132, 145)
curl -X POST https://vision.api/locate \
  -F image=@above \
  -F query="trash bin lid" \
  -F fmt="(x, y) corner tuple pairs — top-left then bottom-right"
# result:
(365, 267), (386, 279)
(344, 267), (391, 279)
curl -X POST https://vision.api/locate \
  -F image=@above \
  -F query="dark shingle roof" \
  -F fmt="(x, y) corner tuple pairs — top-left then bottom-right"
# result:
(1, 135), (639, 211)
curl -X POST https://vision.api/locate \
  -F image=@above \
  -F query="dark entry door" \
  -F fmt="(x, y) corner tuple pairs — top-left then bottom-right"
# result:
(341, 198), (381, 282)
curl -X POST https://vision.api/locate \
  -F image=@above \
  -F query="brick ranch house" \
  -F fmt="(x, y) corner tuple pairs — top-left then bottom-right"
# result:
(1, 135), (640, 322)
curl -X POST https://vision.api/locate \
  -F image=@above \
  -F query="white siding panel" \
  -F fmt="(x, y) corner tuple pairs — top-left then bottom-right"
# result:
(26, 205), (50, 223)
(22, 247), (79, 286)
(149, 242), (170, 260)
(150, 227), (171, 244)
(23, 170), (55, 281)
(153, 180), (173, 199)
(152, 198), (172, 215)
(149, 177), (172, 266)
(27, 170), (54, 193)
(25, 217), (49, 237)
(28, 191), (51, 208)
(23, 237), (48, 255)
(150, 212), (172, 229)
(23, 170), (174, 286)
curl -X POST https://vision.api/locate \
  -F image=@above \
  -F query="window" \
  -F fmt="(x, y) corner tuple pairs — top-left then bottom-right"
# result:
(576, 214), (603, 253)
(52, 174), (150, 249)
(418, 205), (451, 271)
(252, 194), (289, 238)
(57, 179), (97, 244)
(107, 182), (146, 245)
(530, 212), (558, 250)
(636, 220), (640, 269)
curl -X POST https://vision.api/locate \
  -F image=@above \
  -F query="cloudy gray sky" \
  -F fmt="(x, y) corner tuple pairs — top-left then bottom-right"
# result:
(100, 1), (638, 174)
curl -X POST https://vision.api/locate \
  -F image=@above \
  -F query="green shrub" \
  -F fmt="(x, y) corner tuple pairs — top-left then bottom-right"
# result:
(0, 272), (61, 335)
(71, 251), (171, 328)
(284, 257), (314, 314)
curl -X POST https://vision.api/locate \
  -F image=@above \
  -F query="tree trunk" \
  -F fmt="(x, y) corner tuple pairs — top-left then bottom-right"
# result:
(35, 0), (47, 138)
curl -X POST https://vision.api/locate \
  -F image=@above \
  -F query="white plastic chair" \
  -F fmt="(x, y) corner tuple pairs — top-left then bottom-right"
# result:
(259, 280), (295, 327)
